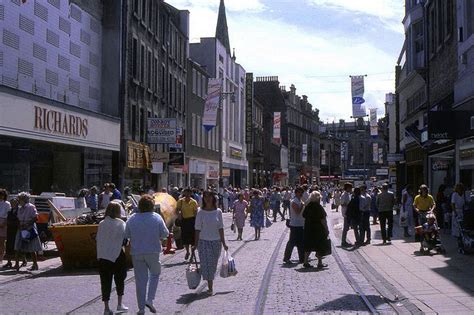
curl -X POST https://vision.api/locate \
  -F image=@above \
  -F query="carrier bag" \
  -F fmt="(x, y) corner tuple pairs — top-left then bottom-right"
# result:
(220, 250), (229, 278)
(186, 253), (201, 289)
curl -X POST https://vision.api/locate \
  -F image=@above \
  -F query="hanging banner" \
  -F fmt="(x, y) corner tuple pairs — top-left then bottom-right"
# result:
(273, 112), (281, 143)
(378, 148), (384, 164)
(321, 149), (326, 165)
(245, 73), (253, 144)
(369, 108), (378, 136)
(373, 143), (379, 163)
(351, 75), (366, 118)
(202, 79), (222, 131)
(340, 142), (347, 161)
(302, 144), (308, 162)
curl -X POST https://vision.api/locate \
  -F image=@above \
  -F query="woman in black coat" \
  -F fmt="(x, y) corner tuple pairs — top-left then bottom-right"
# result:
(302, 191), (329, 269)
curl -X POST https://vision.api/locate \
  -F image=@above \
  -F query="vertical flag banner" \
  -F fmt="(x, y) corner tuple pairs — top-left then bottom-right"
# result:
(351, 75), (366, 118)
(273, 112), (281, 143)
(321, 149), (326, 165)
(373, 143), (379, 163)
(378, 148), (384, 164)
(302, 144), (308, 162)
(203, 79), (222, 131)
(369, 108), (378, 136)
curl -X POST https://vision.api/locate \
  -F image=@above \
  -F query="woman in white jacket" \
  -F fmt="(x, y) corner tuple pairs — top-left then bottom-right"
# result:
(96, 203), (128, 315)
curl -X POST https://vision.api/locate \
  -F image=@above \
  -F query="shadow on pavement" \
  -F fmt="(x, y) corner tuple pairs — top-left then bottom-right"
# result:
(306, 294), (387, 312)
(162, 261), (188, 268)
(176, 291), (234, 304)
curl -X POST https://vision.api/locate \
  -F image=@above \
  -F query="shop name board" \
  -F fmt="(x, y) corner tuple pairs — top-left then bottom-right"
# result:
(432, 159), (450, 171)
(428, 111), (474, 140)
(147, 118), (177, 144)
(245, 73), (253, 144)
(230, 147), (242, 158)
(34, 106), (88, 138)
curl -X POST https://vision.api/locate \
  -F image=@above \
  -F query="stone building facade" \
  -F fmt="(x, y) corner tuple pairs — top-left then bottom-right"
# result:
(120, 0), (189, 190)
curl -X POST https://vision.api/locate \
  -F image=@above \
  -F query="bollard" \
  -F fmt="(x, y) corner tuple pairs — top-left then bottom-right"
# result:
(163, 232), (176, 254)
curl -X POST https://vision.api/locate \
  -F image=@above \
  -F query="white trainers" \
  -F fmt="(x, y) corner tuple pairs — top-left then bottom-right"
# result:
(116, 304), (129, 313)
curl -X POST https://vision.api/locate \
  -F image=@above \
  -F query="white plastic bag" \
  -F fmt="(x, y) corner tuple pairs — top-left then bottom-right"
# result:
(186, 253), (201, 289)
(220, 251), (229, 278)
(220, 250), (237, 278)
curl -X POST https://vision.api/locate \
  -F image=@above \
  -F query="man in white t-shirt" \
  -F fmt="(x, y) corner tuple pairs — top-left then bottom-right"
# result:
(340, 182), (353, 247)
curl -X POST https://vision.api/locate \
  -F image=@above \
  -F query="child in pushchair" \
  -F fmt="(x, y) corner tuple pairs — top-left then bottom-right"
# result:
(419, 213), (446, 254)
(457, 209), (474, 254)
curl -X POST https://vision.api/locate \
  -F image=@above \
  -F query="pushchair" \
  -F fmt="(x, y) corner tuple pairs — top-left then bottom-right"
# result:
(457, 210), (474, 255)
(416, 213), (446, 254)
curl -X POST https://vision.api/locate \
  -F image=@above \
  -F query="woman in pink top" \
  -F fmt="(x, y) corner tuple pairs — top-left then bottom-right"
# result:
(14, 192), (42, 271)
(232, 193), (248, 241)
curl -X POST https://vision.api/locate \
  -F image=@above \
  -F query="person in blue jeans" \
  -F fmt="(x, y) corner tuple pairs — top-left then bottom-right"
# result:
(270, 187), (284, 222)
(125, 195), (169, 314)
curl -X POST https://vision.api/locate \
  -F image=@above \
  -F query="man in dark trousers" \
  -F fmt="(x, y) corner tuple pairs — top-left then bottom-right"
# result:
(376, 184), (396, 244)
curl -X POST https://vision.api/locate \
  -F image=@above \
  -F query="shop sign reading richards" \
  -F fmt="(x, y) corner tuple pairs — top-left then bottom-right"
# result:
(0, 92), (120, 151)
(147, 118), (177, 144)
(34, 106), (88, 138)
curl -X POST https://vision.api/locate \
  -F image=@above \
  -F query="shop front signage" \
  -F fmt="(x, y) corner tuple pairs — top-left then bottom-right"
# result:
(168, 152), (185, 166)
(169, 127), (183, 150)
(147, 118), (177, 144)
(376, 168), (389, 176)
(151, 151), (169, 163)
(431, 159), (450, 171)
(428, 111), (474, 140)
(127, 141), (151, 169)
(222, 168), (231, 177)
(230, 147), (242, 158)
(34, 106), (88, 138)
(0, 92), (120, 151)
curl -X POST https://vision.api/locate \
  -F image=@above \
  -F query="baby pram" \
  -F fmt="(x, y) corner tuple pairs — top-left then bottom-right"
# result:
(415, 213), (446, 254)
(457, 210), (474, 255)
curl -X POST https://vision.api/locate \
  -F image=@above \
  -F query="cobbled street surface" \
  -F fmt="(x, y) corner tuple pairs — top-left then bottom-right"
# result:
(3, 205), (474, 314)
(0, 210), (381, 314)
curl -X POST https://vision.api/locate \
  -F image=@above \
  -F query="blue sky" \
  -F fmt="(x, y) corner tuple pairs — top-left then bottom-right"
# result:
(166, 0), (405, 122)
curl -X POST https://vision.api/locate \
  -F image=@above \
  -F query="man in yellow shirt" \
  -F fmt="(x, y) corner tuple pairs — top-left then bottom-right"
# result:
(177, 188), (199, 260)
(413, 184), (436, 227)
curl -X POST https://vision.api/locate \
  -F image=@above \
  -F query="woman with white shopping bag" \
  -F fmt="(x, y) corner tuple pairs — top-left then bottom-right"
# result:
(192, 191), (228, 295)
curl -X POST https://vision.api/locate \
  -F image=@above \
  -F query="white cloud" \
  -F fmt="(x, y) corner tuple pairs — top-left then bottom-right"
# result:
(308, 0), (405, 33)
(166, 0), (265, 12)
(166, 0), (401, 121)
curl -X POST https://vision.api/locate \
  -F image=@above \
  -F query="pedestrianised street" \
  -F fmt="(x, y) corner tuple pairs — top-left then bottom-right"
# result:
(1, 0), (474, 314)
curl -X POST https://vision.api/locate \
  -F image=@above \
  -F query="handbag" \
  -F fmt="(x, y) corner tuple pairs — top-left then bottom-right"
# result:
(231, 219), (236, 233)
(285, 219), (291, 228)
(186, 252), (201, 289)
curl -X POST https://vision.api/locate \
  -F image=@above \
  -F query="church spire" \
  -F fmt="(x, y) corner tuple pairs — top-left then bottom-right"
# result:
(215, 0), (231, 55)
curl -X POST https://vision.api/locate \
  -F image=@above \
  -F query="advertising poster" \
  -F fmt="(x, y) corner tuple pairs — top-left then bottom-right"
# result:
(147, 118), (177, 144)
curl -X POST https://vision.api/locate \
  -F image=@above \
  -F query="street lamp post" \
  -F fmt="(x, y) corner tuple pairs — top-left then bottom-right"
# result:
(218, 91), (235, 191)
